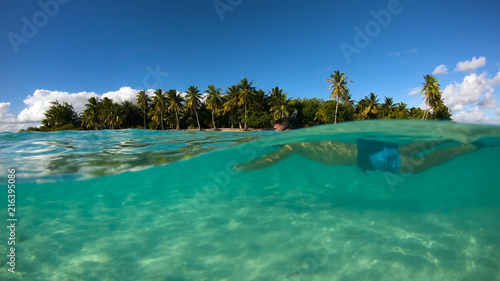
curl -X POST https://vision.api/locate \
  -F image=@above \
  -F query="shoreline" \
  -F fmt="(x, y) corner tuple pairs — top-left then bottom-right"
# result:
(19, 127), (275, 133)
(184, 128), (272, 132)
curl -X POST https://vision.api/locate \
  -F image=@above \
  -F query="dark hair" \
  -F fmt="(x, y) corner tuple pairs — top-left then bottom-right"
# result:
(275, 110), (298, 130)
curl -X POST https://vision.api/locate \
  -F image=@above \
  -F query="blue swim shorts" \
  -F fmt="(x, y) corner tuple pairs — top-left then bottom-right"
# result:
(368, 147), (401, 173)
(357, 139), (401, 173)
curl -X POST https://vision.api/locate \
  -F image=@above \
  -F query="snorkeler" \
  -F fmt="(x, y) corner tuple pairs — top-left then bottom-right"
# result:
(232, 138), (481, 174)
(274, 110), (298, 131)
(249, 111), (486, 174)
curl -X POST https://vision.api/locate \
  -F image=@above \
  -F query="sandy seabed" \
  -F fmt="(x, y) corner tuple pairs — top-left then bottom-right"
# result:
(3, 147), (499, 281)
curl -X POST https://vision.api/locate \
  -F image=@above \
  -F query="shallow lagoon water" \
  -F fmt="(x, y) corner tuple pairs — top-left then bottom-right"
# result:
(1, 120), (500, 281)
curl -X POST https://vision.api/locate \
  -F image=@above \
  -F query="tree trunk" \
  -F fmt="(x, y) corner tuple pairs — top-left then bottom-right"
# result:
(334, 96), (339, 124)
(160, 110), (164, 130)
(244, 105), (248, 130)
(422, 104), (428, 120)
(212, 109), (216, 129)
(194, 109), (201, 130)
(175, 111), (180, 130)
(143, 109), (146, 129)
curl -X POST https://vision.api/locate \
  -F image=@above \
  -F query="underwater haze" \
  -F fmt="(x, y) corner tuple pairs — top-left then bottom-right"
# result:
(1, 120), (500, 281)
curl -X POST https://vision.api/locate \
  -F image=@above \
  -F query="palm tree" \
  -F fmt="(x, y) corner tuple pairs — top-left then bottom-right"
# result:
(148, 108), (161, 130)
(360, 93), (380, 119)
(223, 85), (241, 129)
(185, 85), (203, 130)
(381, 97), (394, 118)
(99, 97), (114, 129)
(152, 89), (167, 130)
(326, 70), (353, 124)
(82, 97), (101, 130)
(136, 90), (151, 129)
(166, 89), (185, 130)
(120, 100), (137, 128)
(237, 78), (257, 130)
(433, 105), (452, 120)
(253, 89), (270, 111)
(205, 85), (223, 129)
(409, 107), (424, 119)
(109, 102), (124, 129)
(429, 94), (445, 118)
(269, 86), (292, 120)
(420, 74), (442, 120)
(393, 102), (409, 119)
(342, 94), (356, 122)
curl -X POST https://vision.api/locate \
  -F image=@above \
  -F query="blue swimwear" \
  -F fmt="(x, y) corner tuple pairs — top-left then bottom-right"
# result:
(368, 147), (401, 173)
(356, 139), (401, 174)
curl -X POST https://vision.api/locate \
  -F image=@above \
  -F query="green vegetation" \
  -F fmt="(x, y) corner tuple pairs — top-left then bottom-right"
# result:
(205, 85), (223, 130)
(136, 90), (151, 129)
(421, 74), (444, 120)
(34, 101), (80, 131)
(27, 73), (452, 132)
(326, 70), (353, 124)
(185, 86), (203, 131)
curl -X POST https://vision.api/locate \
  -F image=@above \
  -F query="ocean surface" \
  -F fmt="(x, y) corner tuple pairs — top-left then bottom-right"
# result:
(1, 120), (499, 281)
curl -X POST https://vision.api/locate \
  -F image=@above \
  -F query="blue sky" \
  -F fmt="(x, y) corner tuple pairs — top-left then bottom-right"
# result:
(1, 0), (500, 130)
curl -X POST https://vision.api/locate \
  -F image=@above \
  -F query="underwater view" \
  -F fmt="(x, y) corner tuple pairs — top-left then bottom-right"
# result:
(1, 120), (500, 281)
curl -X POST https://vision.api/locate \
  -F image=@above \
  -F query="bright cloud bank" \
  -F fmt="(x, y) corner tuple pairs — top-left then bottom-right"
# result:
(0, 87), (152, 132)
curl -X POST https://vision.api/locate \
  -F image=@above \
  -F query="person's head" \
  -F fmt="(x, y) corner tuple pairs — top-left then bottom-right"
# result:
(274, 110), (298, 131)
(274, 118), (290, 131)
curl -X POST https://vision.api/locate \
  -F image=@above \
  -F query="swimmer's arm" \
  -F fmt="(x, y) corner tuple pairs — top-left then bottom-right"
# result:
(232, 145), (294, 171)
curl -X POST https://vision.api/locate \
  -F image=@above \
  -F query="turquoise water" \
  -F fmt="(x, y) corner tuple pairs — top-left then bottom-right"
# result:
(1, 120), (500, 281)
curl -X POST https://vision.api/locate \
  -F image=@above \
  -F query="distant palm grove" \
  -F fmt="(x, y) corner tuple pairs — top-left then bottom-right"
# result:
(26, 72), (452, 132)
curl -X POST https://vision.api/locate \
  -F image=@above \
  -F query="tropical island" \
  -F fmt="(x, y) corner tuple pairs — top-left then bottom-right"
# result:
(23, 71), (451, 132)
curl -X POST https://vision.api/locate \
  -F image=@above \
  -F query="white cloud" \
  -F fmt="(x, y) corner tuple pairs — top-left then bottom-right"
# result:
(0, 102), (10, 118)
(453, 107), (500, 125)
(441, 70), (500, 124)
(102, 87), (140, 104)
(0, 103), (39, 132)
(442, 72), (496, 112)
(406, 48), (418, 55)
(145, 89), (156, 97)
(491, 70), (500, 84)
(390, 49), (416, 57)
(455, 56), (486, 72)
(408, 87), (420, 96)
(453, 107), (484, 123)
(17, 90), (98, 122)
(432, 64), (448, 75)
(0, 87), (155, 132)
(478, 92), (496, 109)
